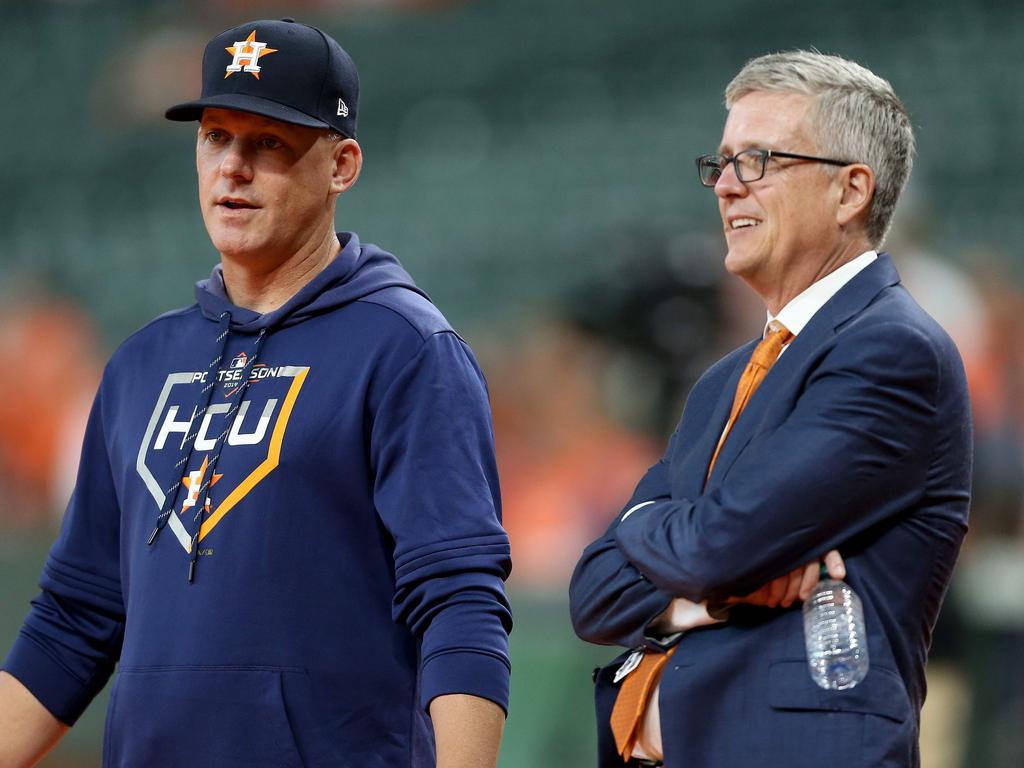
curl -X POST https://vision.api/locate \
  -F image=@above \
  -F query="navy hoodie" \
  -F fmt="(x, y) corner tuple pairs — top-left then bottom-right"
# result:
(4, 233), (513, 767)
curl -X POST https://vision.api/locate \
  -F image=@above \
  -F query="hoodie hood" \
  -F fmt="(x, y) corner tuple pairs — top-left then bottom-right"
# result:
(195, 232), (431, 334)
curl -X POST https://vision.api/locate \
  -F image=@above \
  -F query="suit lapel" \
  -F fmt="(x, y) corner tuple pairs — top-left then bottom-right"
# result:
(677, 341), (757, 498)
(704, 254), (902, 488)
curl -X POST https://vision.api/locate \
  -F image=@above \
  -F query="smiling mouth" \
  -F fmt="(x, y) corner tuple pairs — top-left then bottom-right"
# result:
(730, 218), (761, 230)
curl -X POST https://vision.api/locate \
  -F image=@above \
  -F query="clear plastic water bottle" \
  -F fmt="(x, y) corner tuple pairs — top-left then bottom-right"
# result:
(802, 565), (869, 690)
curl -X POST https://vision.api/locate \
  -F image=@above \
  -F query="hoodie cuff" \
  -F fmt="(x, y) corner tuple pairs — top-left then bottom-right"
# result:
(420, 649), (510, 716)
(2, 632), (100, 726)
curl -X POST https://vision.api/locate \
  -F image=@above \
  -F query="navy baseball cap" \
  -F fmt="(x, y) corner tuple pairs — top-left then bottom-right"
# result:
(166, 18), (359, 138)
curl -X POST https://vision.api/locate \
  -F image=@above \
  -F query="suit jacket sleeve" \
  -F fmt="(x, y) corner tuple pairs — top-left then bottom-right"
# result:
(614, 321), (944, 603)
(568, 430), (680, 649)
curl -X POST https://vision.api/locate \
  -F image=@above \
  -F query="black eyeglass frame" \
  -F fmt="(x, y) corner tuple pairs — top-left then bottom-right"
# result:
(695, 149), (855, 187)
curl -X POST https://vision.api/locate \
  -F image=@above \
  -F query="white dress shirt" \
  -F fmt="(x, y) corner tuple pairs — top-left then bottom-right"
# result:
(628, 250), (877, 761)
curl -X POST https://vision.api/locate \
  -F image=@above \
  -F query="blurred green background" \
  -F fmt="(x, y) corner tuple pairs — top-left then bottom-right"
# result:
(2, 1), (1023, 766)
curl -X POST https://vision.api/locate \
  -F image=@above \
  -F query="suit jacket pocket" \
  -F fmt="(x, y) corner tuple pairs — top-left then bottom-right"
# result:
(105, 666), (306, 768)
(768, 660), (911, 723)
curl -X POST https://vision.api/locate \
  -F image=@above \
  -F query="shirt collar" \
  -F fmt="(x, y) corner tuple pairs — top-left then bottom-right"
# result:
(765, 250), (877, 338)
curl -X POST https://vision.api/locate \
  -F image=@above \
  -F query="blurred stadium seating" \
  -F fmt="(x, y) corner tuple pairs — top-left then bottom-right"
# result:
(1, 1), (1022, 765)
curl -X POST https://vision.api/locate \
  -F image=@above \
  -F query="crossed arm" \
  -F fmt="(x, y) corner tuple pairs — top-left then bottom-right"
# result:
(571, 322), (939, 646)
(568, 471), (842, 648)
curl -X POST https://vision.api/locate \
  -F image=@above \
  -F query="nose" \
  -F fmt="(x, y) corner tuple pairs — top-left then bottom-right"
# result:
(220, 139), (254, 182)
(713, 160), (746, 200)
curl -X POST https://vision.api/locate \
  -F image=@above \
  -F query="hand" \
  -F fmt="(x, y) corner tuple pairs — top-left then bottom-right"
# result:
(726, 550), (845, 609)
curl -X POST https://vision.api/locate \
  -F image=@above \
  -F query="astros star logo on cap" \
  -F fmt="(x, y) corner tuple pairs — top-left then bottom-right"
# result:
(224, 30), (278, 79)
(166, 18), (359, 139)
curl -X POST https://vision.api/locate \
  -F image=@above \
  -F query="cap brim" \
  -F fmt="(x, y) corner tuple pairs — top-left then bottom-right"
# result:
(165, 93), (331, 130)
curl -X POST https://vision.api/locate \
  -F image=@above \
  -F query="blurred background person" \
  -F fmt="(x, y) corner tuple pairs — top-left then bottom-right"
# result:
(0, 279), (102, 531)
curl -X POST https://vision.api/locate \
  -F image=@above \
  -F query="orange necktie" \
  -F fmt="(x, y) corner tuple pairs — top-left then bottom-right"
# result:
(609, 321), (794, 762)
(706, 322), (794, 482)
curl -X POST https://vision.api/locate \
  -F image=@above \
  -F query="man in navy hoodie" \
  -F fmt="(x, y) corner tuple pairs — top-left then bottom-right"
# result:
(0, 19), (512, 767)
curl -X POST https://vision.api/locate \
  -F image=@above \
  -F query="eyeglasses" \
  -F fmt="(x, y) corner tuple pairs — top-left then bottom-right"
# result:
(695, 149), (854, 187)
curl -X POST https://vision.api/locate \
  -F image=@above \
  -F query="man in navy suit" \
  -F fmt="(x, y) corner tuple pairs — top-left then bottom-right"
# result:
(569, 51), (971, 768)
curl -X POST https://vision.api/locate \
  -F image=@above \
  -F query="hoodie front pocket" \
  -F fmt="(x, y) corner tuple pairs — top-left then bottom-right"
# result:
(105, 666), (306, 768)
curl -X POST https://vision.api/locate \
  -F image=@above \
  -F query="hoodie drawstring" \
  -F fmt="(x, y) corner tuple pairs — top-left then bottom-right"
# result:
(146, 312), (269, 583)
(186, 327), (267, 583)
(147, 312), (232, 549)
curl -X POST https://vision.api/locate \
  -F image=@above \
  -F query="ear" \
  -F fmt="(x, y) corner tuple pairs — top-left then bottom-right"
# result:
(329, 138), (363, 196)
(836, 163), (874, 229)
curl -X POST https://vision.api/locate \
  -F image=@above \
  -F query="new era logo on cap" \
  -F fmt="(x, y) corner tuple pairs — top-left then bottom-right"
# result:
(165, 18), (360, 139)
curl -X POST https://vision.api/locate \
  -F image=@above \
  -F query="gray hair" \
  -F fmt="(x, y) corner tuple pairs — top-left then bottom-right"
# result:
(725, 50), (914, 247)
